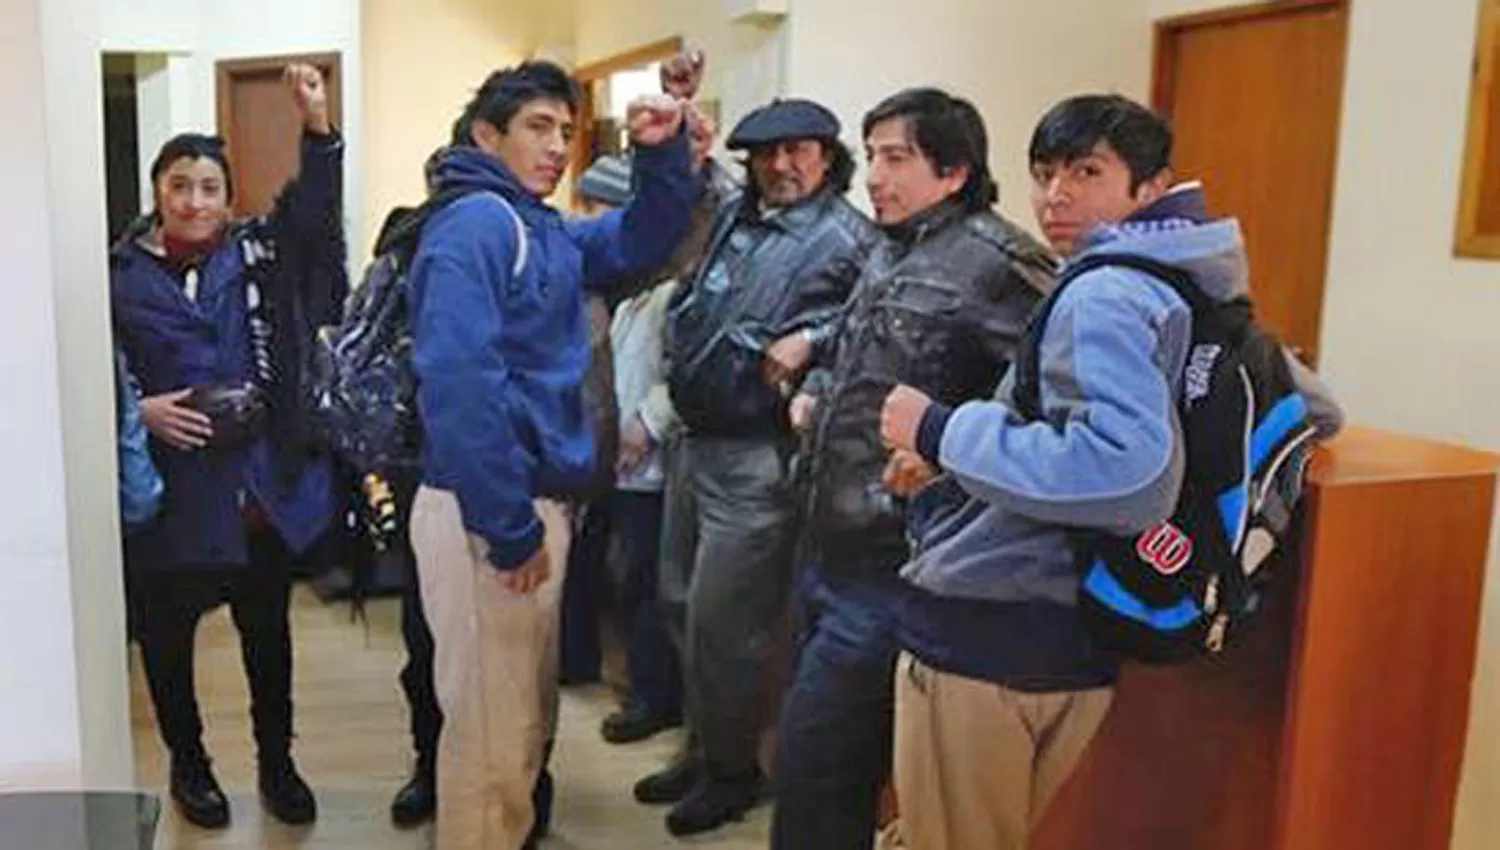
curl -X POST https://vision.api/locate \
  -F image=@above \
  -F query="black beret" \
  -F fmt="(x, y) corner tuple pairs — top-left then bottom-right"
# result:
(725, 98), (841, 150)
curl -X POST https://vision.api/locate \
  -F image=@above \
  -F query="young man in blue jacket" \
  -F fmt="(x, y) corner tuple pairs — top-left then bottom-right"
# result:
(879, 94), (1343, 850)
(405, 59), (698, 850)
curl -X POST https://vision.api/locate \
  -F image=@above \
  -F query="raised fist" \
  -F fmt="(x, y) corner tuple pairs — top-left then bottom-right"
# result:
(627, 94), (686, 147)
(284, 63), (331, 135)
(660, 49), (706, 100)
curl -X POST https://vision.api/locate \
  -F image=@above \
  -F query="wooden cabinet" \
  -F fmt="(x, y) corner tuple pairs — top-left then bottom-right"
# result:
(1033, 428), (1499, 850)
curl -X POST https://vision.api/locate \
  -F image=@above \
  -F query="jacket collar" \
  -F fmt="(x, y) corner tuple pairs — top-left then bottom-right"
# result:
(741, 186), (840, 238)
(432, 145), (553, 218)
(881, 196), (967, 248)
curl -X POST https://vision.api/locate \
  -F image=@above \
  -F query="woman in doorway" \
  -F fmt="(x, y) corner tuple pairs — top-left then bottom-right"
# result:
(109, 63), (345, 830)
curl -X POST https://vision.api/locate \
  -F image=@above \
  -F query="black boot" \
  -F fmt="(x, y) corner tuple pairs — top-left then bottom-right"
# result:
(169, 752), (230, 830)
(633, 754), (700, 805)
(258, 754), (318, 825)
(601, 702), (682, 745)
(665, 770), (763, 837)
(389, 763), (436, 827)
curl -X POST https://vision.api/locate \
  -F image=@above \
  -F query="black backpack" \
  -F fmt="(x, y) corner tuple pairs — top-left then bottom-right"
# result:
(1013, 253), (1318, 663)
(309, 189), (528, 478)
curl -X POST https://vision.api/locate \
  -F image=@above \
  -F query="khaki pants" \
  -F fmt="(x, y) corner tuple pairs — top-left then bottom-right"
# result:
(410, 487), (570, 850)
(893, 651), (1113, 850)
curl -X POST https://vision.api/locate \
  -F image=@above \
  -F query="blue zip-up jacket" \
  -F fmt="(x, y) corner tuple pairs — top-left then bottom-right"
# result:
(110, 133), (344, 568)
(408, 133), (695, 570)
(899, 184), (1344, 690)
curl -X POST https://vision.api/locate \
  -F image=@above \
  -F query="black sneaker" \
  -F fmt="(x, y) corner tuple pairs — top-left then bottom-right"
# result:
(169, 754), (230, 830)
(389, 769), (435, 827)
(632, 756), (700, 805)
(259, 757), (318, 825)
(601, 703), (682, 745)
(665, 773), (762, 837)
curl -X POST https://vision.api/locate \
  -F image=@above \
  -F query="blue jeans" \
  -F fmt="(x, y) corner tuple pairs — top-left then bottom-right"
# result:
(772, 562), (908, 850)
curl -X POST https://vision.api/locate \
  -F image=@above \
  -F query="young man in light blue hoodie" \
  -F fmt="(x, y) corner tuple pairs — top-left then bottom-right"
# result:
(879, 94), (1343, 850)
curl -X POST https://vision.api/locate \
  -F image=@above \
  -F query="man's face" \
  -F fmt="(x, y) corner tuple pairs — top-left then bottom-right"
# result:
(1030, 140), (1168, 256)
(748, 139), (831, 208)
(476, 98), (575, 197)
(864, 117), (968, 226)
(155, 156), (232, 244)
(688, 111), (718, 172)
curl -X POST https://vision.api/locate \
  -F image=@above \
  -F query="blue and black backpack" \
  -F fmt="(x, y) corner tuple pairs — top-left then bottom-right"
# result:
(1012, 253), (1319, 662)
(309, 189), (527, 479)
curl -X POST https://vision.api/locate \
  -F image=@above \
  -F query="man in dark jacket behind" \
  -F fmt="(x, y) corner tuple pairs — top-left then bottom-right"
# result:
(771, 88), (1056, 850)
(635, 97), (880, 838)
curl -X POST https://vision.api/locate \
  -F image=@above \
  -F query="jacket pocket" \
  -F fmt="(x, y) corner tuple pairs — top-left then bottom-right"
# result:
(879, 276), (965, 317)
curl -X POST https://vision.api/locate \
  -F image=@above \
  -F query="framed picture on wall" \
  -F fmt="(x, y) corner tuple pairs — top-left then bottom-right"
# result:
(1455, 0), (1500, 260)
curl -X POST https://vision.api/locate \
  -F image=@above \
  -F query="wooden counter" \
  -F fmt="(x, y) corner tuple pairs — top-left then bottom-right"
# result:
(1032, 427), (1500, 850)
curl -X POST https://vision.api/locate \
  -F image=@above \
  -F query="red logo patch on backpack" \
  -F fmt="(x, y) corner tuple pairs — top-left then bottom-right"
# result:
(1135, 521), (1193, 576)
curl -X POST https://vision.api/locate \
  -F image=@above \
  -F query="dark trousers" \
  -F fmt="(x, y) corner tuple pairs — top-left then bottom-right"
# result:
(772, 562), (908, 850)
(658, 437), (698, 667)
(683, 436), (799, 780)
(612, 489), (682, 718)
(560, 500), (611, 683)
(131, 524), (296, 765)
(398, 545), (442, 777)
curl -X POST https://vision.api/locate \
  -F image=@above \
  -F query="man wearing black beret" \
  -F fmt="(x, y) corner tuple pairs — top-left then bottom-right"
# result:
(638, 96), (879, 837)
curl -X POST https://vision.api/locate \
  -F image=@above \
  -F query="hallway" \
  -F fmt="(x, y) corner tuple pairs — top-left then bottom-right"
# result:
(129, 586), (771, 849)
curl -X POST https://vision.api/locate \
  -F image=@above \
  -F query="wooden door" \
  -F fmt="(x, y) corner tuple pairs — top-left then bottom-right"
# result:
(217, 52), (342, 218)
(1153, 0), (1349, 365)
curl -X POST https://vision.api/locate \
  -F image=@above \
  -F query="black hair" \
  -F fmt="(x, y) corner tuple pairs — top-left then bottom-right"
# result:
(1028, 94), (1172, 191)
(862, 87), (998, 212)
(452, 60), (580, 146)
(738, 138), (856, 208)
(149, 133), (233, 201)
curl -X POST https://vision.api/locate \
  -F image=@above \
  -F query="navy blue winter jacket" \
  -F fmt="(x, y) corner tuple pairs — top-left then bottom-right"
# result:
(408, 134), (695, 570)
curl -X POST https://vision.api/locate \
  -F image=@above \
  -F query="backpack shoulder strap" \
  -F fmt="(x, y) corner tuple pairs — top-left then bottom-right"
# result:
(1011, 252), (1206, 421)
(483, 193), (529, 279)
(1064, 253), (1205, 313)
(379, 189), (528, 280)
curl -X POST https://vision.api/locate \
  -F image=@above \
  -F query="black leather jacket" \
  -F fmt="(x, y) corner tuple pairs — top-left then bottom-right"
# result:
(802, 199), (1056, 562)
(667, 187), (878, 438)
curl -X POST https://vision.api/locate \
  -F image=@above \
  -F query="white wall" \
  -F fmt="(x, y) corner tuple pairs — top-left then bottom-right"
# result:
(133, 53), (174, 212)
(42, 0), (136, 790)
(101, 0), (365, 256)
(1310, 0), (1500, 845)
(534, 0), (579, 64)
(0, 0), (131, 789)
(1149, 0), (1267, 19)
(575, 0), (1149, 228)
(785, 0), (1151, 227)
(99, 0), (196, 52)
(360, 0), (537, 260)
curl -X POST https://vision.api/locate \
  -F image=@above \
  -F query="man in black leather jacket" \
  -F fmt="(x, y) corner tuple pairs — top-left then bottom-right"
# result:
(771, 88), (1056, 850)
(638, 97), (879, 837)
